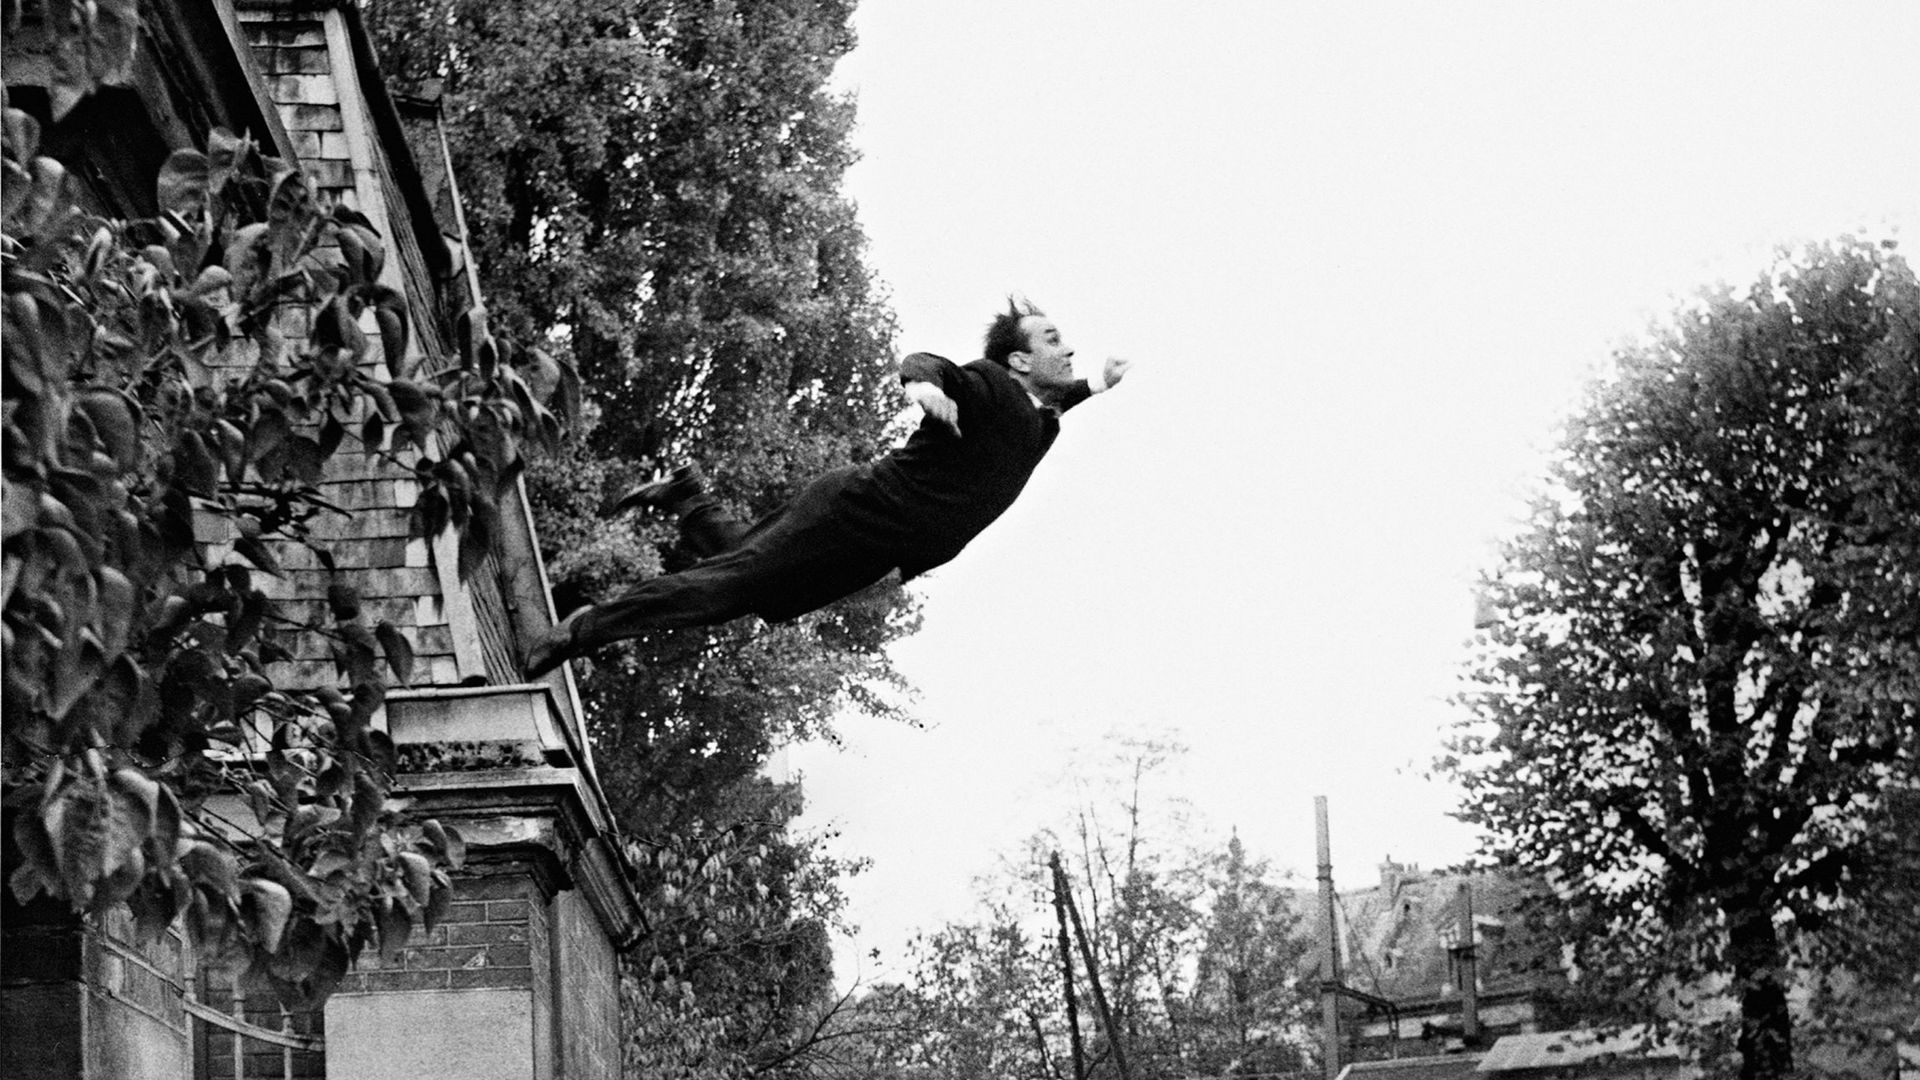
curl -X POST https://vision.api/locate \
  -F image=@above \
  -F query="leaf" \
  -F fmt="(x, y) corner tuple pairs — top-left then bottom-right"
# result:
(179, 840), (240, 900)
(44, 772), (144, 909)
(457, 492), (498, 580)
(520, 347), (562, 404)
(364, 729), (398, 778)
(229, 588), (268, 645)
(4, 106), (42, 166)
(95, 566), (136, 657)
(318, 413), (346, 458)
(350, 769), (385, 840)
(25, 156), (72, 230)
(186, 264), (233, 298)
(107, 767), (159, 831)
(247, 405), (290, 465)
(397, 850), (433, 907)
(387, 379), (437, 433)
(333, 621), (380, 685)
(47, 628), (108, 722)
(174, 430), (219, 496)
(425, 876), (453, 928)
(2, 478), (37, 542)
(224, 221), (271, 299)
(336, 222), (385, 286)
(234, 535), (281, 575)
(242, 878), (294, 953)
(231, 671), (273, 714)
(326, 583), (361, 621)
(75, 389), (141, 471)
(377, 897), (412, 961)
(370, 285), (409, 375)
(312, 295), (363, 354)
(266, 169), (314, 233)
(374, 620), (415, 687)
(423, 820), (466, 870)
(9, 805), (58, 904)
(2, 156), (32, 222)
(280, 435), (325, 485)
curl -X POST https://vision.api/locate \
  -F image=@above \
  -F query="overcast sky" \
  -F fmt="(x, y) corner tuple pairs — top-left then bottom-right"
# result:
(787, 0), (1920, 987)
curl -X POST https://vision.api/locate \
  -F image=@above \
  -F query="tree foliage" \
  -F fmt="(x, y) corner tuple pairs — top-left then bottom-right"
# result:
(620, 780), (867, 1080)
(364, 1), (918, 1071)
(1445, 237), (1920, 1080)
(365, 0), (916, 819)
(842, 742), (1318, 1079)
(3, 10), (568, 1000)
(1184, 834), (1316, 1078)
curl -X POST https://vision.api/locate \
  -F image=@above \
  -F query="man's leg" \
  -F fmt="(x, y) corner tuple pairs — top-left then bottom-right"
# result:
(528, 466), (892, 676)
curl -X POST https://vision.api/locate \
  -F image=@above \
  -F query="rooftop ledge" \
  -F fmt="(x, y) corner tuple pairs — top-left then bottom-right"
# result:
(378, 682), (589, 771)
(377, 683), (644, 947)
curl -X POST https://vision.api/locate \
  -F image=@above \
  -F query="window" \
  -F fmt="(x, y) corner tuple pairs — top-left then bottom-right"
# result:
(189, 962), (324, 1080)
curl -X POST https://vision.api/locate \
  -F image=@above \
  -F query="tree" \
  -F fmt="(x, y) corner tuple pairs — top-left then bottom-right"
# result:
(860, 739), (1318, 1080)
(2, 16), (570, 997)
(363, 0), (916, 847)
(363, 3), (918, 1071)
(1445, 237), (1920, 1080)
(621, 786), (864, 1080)
(1184, 835), (1316, 1077)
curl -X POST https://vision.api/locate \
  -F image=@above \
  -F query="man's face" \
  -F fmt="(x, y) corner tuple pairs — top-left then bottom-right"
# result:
(1013, 315), (1076, 391)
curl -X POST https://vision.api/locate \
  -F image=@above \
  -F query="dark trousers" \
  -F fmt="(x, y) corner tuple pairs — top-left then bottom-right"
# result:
(570, 467), (897, 651)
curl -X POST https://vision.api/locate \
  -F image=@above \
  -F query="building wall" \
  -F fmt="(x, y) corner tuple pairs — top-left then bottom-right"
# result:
(234, 3), (472, 689)
(0, 907), (194, 1080)
(325, 989), (534, 1080)
(327, 868), (558, 1079)
(554, 887), (621, 1078)
(5, 4), (635, 1076)
(1, 910), (89, 1080)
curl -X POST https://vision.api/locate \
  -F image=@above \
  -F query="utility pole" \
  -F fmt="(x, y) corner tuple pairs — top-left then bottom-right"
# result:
(1055, 853), (1132, 1080)
(1049, 852), (1088, 1080)
(1317, 796), (1342, 1080)
(1456, 882), (1480, 1045)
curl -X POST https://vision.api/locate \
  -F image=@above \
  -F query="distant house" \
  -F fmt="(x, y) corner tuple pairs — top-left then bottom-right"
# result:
(1305, 859), (1569, 1062)
(1312, 856), (1913, 1080)
(1337, 1027), (1694, 1080)
(0, 2), (640, 1078)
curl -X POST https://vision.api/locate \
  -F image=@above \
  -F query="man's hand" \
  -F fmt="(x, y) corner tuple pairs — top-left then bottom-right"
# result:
(1102, 356), (1134, 388)
(904, 379), (961, 436)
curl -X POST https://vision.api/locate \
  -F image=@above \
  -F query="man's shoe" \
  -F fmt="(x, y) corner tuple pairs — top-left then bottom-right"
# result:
(603, 464), (704, 517)
(525, 608), (587, 678)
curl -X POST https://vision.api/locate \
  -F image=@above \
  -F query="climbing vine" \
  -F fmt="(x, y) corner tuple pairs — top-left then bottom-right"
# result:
(3, 86), (570, 1001)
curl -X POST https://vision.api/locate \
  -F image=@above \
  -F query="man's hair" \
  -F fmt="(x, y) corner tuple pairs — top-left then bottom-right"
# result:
(983, 296), (1044, 367)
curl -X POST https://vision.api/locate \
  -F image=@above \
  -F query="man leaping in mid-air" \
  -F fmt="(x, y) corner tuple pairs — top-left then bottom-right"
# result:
(524, 297), (1133, 677)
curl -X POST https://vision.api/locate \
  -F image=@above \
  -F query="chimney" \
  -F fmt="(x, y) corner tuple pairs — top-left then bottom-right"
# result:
(1456, 883), (1480, 1045)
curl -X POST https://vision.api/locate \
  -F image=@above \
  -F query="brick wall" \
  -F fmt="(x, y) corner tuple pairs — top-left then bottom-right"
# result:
(0, 908), (88, 1080)
(554, 888), (620, 1078)
(340, 872), (547, 995)
(0, 906), (196, 1080)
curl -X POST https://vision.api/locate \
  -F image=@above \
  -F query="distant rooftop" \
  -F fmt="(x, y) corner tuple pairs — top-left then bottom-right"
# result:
(1303, 859), (1564, 1008)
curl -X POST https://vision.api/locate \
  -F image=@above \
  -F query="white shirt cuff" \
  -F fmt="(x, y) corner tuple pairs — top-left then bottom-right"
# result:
(1086, 366), (1109, 393)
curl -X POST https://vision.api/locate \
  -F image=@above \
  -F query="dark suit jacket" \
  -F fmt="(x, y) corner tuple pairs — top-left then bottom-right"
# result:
(724, 354), (1092, 622)
(858, 352), (1092, 579)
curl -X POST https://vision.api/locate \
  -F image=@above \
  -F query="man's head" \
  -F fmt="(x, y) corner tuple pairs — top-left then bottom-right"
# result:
(984, 296), (1077, 398)
(984, 297), (1042, 367)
